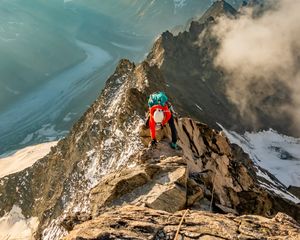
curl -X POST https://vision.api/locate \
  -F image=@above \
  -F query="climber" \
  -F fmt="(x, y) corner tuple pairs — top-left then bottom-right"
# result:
(147, 91), (178, 149)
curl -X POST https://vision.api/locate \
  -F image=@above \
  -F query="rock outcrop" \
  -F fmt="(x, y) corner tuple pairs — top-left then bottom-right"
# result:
(60, 116), (300, 239)
(89, 150), (187, 215)
(65, 205), (300, 240)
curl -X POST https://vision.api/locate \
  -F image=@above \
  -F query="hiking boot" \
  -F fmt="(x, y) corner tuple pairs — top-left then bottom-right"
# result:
(170, 142), (180, 150)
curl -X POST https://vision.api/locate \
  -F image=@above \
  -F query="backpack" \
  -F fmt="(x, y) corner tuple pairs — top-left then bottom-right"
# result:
(148, 91), (168, 107)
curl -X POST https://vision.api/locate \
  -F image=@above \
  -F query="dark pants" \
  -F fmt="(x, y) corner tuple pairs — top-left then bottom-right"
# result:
(168, 115), (177, 144)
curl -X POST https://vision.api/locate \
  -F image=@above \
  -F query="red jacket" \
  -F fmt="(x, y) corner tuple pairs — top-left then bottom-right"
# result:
(149, 104), (172, 140)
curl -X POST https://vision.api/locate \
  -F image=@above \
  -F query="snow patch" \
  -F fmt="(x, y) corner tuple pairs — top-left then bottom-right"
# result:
(0, 141), (58, 178)
(20, 133), (34, 145)
(115, 129), (124, 138)
(105, 80), (127, 118)
(42, 220), (67, 240)
(35, 124), (60, 141)
(111, 42), (143, 51)
(256, 167), (283, 187)
(85, 149), (99, 187)
(0, 205), (39, 240)
(103, 138), (114, 148)
(220, 126), (300, 187)
(259, 181), (300, 204)
(219, 125), (300, 203)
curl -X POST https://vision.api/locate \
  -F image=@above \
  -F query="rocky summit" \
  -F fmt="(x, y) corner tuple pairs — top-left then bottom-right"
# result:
(0, 1), (300, 240)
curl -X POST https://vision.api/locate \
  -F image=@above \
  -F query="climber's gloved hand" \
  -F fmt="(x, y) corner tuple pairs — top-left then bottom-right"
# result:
(149, 139), (157, 148)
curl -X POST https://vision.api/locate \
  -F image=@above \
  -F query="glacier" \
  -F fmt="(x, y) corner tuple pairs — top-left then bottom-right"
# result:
(221, 126), (300, 188)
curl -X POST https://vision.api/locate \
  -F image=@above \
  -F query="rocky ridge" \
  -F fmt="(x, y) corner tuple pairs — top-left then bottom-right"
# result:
(147, 0), (295, 136)
(0, 1), (299, 240)
(0, 59), (161, 239)
(62, 115), (300, 239)
(66, 206), (300, 240)
(56, 57), (300, 237)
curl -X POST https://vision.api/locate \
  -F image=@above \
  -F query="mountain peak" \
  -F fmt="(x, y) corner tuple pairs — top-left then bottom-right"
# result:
(199, 0), (237, 23)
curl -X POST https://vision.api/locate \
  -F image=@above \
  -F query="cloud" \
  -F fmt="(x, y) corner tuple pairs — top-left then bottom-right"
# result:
(212, 0), (300, 134)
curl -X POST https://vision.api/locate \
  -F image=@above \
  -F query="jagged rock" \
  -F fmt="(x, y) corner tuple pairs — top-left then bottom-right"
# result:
(173, 117), (300, 221)
(60, 212), (91, 232)
(192, 197), (212, 211)
(64, 205), (300, 240)
(88, 146), (188, 217)
(61, 116), (300, 234)
(288, 186), (300, 200)
(90, 167), (151, 214)
(186, 178), (204, 206)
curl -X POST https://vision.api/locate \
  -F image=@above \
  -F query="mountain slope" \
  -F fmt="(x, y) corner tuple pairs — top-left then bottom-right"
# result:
(0, 1), (299, 240)
(0, 57), (299, 239)
(0, 59), (164, 239)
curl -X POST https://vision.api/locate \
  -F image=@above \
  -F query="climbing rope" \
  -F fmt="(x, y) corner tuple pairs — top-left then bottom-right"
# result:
(174, 209), (189, 240)
(210, 172), (216, 212)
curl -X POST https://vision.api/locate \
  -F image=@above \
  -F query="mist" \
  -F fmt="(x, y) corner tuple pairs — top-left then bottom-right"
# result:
(212, 0), (300, 134)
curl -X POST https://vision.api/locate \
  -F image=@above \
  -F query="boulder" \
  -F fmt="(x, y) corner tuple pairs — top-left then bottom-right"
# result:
(87, 145), (188, 218)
